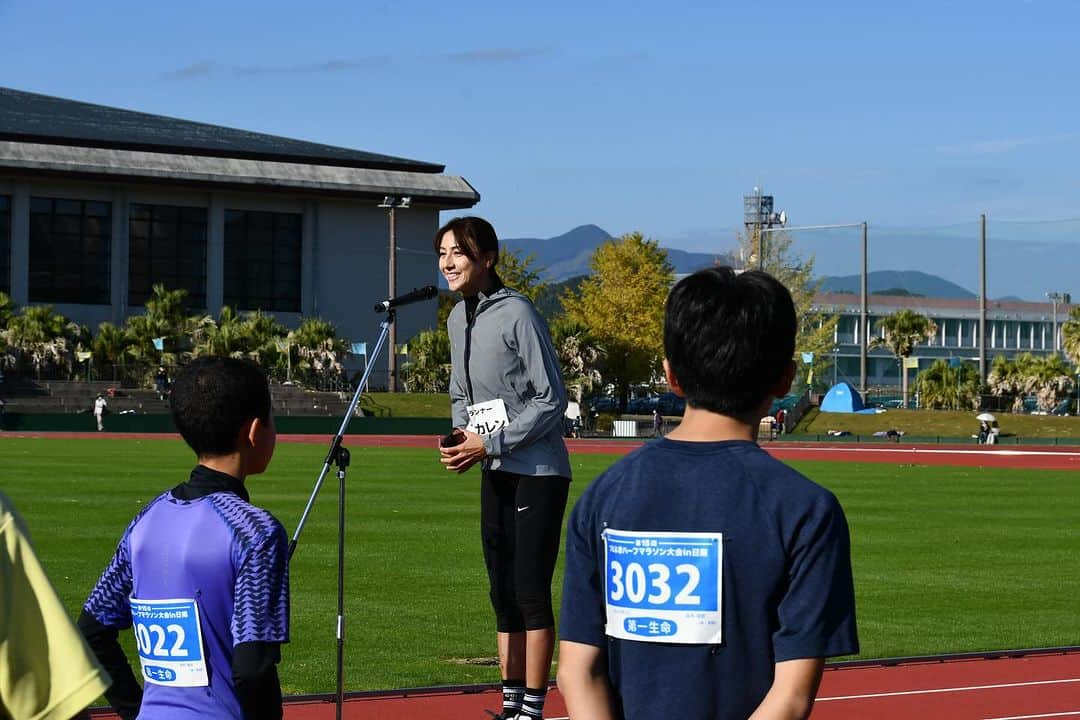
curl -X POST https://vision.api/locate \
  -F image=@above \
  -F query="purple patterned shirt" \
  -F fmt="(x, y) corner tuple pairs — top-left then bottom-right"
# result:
(85, 473), (289, 719)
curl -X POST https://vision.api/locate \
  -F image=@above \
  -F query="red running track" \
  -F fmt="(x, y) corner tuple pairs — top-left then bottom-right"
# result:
(86, 649), (1080, 719)
(13, 432), (1080, 470)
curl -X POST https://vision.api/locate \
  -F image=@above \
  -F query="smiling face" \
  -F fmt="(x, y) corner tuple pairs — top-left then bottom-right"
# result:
(438, 230), (494, 297)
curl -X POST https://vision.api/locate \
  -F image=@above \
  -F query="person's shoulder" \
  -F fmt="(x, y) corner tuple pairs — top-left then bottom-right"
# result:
(741, 447), (844, 511)
(209, 493), (287, 541)
(447, 299), (465, 323)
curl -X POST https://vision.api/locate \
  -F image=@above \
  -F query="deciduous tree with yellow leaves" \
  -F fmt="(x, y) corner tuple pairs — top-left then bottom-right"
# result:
(561, 232), (674, 411)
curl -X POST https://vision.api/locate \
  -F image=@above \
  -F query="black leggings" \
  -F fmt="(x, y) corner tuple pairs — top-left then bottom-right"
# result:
(480, 470), (570, 633)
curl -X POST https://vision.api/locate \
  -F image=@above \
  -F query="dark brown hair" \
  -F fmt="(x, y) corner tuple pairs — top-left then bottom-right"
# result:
(434, 216), (499, 267)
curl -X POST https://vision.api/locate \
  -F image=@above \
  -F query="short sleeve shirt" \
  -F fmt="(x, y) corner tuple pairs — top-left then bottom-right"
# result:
(1, 491), (111, 720)
(84, 481), (289, 719)
(559, 439), (858, 720)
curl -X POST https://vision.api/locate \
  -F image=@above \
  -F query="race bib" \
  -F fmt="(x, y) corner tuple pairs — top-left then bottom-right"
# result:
(130, 597), (209, 687)
(466, 399), (509, 436)
(602, 529), (723, 645)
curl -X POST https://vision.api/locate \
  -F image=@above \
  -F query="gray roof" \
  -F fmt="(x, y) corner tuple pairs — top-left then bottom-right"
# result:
(0, 141), (479, 207)
(0, 86), (443, 173)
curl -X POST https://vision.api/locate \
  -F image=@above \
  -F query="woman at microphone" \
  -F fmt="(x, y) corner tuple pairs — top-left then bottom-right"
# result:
(436, 216), (571, 720)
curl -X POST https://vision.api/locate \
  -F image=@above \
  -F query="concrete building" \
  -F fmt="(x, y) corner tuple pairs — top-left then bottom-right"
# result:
(815, 292), (1078, 389)
(0, 86), (479, 387)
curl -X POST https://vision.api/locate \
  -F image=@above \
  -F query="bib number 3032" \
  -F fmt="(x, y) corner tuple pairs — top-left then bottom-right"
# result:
(129, 597), (209, 687)
(602, 529), (723, 645)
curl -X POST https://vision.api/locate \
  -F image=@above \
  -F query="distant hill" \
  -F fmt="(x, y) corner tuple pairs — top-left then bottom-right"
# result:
(502, 225), (733, 281)
(819, 270), (976, 299)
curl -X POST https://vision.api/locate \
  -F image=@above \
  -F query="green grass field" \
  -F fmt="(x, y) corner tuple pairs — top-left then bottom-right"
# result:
(3, 437), (1079, 694)
(797, 406), (1080, 440)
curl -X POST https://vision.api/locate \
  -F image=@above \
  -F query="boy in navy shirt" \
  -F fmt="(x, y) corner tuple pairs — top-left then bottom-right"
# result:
(79, 357), (289, 720)
(557, 268), (858, 720)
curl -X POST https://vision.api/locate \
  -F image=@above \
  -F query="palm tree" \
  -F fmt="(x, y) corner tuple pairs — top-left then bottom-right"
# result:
(914, 359), (981, 410)
(92, 322), (130, 382)
(1028, 353), (1075, 412)
(3, 305), (71, 378)
(549, 318), (606, 402)
(1062, 307), (1080, 365)
(399, 329), (451, 393)
(987, 353), (1075, 413)
(871, 310), (937, 407)
(0, 291), (14, 330)
(125, 284), (195, 378)
(289, 318), (345, 389)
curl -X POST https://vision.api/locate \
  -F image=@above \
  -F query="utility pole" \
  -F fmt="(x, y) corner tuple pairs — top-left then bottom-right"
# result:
(979, 214), (987, 382)
(860, 221), (868, 398)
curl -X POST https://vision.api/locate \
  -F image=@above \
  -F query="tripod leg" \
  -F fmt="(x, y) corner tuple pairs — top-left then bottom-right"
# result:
(335, 447), (349, 720)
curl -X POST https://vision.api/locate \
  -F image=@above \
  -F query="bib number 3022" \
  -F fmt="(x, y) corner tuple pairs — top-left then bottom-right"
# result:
(602, 529), (723, 645)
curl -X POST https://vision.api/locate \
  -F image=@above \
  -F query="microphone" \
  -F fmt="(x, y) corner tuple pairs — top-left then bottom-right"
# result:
(373, 285), (439, 313)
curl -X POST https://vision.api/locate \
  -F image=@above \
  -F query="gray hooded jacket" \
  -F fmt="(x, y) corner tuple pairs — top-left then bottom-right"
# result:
(447, 285), (572, 479)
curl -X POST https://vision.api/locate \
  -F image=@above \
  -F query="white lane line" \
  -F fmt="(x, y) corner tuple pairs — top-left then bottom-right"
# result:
(816, 677), (1080, 702)
(777, 446), (1080, 458)
(983, 712), (1080, 720)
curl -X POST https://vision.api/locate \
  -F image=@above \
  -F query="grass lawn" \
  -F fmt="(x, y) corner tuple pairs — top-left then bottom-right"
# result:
(358, 392), (450, 418)
(797, 407), (1080, 441)
(3, 437), (1079, 694)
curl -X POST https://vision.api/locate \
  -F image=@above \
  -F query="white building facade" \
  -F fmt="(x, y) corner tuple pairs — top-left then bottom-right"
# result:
(815, 292), (1077, 388)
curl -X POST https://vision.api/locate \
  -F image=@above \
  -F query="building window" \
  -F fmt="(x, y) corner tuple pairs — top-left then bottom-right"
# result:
(129, 204), (208, 308)
(223, 210), (301, 312)
(0, 196), (10, 294)
(29, 197), (111, 304)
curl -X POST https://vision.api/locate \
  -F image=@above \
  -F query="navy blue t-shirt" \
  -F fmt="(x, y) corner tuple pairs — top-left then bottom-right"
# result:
(559, 439), (858, 720)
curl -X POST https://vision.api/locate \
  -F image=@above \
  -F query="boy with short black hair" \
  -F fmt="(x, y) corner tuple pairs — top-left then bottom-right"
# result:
(79, 357), (290, 720)
(557, 267), (858, 720)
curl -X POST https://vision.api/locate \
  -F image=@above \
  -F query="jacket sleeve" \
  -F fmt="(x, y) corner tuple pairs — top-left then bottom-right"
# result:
(483, 304), (567, 458)
(447, 310), (470, 429)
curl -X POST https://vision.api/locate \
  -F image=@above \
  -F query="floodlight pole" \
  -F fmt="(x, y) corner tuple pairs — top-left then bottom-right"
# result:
(379, 196), (411, 392)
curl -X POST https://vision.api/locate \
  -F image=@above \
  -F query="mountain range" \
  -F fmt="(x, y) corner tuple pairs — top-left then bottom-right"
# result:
(502, 225), (982, 299)
(501, 225), (736, 282)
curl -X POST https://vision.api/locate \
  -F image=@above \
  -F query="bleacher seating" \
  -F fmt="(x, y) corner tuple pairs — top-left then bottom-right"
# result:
(0, 379), (362, 417)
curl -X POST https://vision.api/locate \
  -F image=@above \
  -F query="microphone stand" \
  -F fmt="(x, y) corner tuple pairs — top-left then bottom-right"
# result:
(288, 309), (395, 720)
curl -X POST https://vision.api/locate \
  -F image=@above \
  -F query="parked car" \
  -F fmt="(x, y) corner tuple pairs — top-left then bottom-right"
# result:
(588, 396), (619, 412)
(627, 395), (659, 414)
(656, 392), (686, 416)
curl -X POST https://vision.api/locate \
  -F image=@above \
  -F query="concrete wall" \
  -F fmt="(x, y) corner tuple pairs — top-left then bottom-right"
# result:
(0, 174), (447, 388)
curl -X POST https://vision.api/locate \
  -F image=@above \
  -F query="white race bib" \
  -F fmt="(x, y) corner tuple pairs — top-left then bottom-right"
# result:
(130, 597), (209, 687)
(602, 529), (723, 645)
(466, 399), (509, 436)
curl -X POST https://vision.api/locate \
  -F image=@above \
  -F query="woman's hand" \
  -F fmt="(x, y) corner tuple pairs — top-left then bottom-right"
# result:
(439, 429), (487, 473)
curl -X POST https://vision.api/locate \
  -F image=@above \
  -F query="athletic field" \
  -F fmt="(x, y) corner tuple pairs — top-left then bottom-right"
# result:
(3, 435), (1078, 695)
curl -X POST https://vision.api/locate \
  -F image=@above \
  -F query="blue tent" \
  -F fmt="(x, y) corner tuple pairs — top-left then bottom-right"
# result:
(820, 382), (870, 413)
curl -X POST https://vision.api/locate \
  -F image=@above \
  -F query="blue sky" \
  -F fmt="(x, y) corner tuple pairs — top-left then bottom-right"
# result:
(3, 0), (1079, 298)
